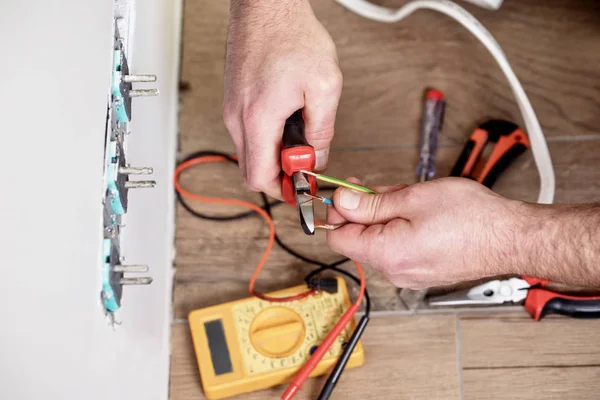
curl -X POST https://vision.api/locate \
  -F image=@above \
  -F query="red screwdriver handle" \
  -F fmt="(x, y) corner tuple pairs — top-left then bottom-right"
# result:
(525, 288), (600, 321)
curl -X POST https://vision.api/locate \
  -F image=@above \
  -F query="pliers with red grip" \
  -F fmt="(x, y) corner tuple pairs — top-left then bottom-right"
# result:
(450, 120), (530, 188)
(281, 109), (317, 235)
(428, 276), (600, 321)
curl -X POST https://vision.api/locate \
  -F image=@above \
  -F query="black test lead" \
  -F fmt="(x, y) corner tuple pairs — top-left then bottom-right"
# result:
(317, 315), (370, 400)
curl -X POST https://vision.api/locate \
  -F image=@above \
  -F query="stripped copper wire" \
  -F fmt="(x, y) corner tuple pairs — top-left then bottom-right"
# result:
(302, 192), (333, 205)
(315, 223), (345, 231)
(302, 194), (339, 230)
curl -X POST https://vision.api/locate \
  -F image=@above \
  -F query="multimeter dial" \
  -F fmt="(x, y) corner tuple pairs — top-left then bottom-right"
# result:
(249, 307), (306, 358)
(233, 295), (346, 377)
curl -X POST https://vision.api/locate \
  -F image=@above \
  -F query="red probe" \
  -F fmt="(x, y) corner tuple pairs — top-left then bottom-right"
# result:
(282, 262), (366, 400)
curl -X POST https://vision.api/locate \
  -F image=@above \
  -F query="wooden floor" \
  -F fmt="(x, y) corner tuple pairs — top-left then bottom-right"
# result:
(171, 0), (600, 398)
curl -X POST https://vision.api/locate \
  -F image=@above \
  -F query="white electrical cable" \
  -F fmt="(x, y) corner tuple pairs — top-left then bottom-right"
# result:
(335, 0), (555, 204)
(461, 0), (503, 10)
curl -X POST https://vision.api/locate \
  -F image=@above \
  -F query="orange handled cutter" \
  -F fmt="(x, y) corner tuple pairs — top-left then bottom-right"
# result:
(281, 109), (318, 235)
(450, 120), (530, 188)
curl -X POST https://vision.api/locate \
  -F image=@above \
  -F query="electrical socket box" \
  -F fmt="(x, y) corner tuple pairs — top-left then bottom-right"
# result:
(100, 15), (159, 321)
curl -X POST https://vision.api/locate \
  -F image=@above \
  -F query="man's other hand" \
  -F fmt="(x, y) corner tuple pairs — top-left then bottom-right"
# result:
(327, 178), (525, 289)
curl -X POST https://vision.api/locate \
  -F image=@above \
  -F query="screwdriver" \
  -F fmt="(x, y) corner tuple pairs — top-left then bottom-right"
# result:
(400, 88), (445, 311)
(416, 89), (445, 182)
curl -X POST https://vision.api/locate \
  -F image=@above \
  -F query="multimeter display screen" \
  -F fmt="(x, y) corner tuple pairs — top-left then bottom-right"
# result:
(204, 319), (233, 375)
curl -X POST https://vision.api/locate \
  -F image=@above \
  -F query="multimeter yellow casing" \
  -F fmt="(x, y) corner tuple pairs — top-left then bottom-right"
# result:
(188, 277), (365, 399)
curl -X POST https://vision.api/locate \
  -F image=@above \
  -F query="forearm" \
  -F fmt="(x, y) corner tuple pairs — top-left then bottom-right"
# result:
(230, 0), (310, 16)
(227, 0), (314, 63)
(516, 203), (600, 287)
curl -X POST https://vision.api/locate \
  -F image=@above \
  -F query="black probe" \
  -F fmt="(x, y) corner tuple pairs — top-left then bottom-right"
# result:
(317, 315), (370, 400)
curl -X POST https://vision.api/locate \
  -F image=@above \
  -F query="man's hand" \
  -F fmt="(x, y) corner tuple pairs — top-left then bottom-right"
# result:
(328, 177), (600, 289)
(327, 178), (528, 289)
(223, 0), (342, 199)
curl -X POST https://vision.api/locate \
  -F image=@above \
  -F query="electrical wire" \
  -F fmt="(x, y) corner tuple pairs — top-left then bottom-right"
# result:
(175, 151), (371, 399)
(301, 170), (376, 194)
(175, 150), (371, 314)
(177, 151), (284, 221)
(335, 0), (555, 205)
(461, 0), (503, 10)
(175, 155), (315, 302)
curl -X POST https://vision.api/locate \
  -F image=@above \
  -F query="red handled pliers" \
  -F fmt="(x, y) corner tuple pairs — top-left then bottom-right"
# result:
(428, 276), (600, 321)
(281, 109), (317, 235)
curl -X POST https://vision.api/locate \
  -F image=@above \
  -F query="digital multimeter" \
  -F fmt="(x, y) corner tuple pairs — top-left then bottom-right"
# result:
(188, 277), (365, 399)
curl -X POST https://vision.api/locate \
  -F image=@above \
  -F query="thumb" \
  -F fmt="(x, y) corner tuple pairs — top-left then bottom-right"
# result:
(332, 186), (415, 225)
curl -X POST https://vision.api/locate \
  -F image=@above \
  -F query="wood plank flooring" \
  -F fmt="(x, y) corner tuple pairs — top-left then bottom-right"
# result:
(172, 0), (600, 398)
(171, 316), (461, 400)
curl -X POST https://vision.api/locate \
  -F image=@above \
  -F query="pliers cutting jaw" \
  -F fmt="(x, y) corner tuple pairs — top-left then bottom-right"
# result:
(293, 172), (315, 235)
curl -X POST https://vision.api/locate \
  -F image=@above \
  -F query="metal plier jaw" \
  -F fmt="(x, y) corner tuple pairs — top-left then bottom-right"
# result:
(281, 109), (317, 235)
(428, 278), (530, 306)
(428, 276), (600, 321)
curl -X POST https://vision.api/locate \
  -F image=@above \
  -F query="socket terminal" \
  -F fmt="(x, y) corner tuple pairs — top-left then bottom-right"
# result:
(106, 140), (155, 215)
(101, 238), (122, 312)
(111, 42), (158, 123)
(107, 140), (128, 215)
(101, 238), (152, 314)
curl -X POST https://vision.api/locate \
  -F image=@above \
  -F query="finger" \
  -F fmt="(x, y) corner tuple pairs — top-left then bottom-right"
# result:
(370, 184), (409, 194)
(225, 98), (283, 198)
(345, 176), (362, 185)
(326, 203), (347, 226)
(241, 110), (289, 200)
(326, 177), (360, 226)
(327, 218), (411, 266)
(239, 81), (306, 199)
(222, 105), (247, 178)
(303, 68), (343, 172)
(337, 178), (407, 195)
(233, 142), (247, 180)
(332, 184), (417, 225)
(243, 130), (282, 199)
(327, 223), (371, 263)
